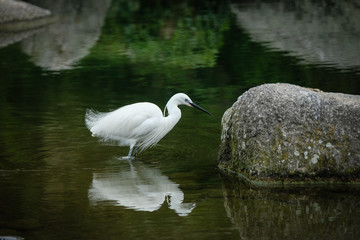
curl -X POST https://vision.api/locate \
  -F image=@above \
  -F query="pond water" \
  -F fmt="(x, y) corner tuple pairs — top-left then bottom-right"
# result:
(1, 0), (360, 239)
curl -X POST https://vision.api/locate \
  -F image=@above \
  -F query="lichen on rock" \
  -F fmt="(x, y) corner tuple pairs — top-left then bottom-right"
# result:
(218, 83), (360, 184)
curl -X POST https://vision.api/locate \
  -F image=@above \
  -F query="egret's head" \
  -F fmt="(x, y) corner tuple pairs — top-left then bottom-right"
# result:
(174, 93), (211, 115)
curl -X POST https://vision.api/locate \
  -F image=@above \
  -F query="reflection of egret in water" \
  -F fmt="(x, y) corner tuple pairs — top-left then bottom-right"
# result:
(89, 161), (195, 216)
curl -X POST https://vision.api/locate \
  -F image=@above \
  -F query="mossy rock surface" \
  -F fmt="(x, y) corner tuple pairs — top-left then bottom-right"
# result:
(218, 83), (360, 184)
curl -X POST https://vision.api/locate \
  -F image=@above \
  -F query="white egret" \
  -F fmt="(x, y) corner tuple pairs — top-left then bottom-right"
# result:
(85, 93), (210, 158)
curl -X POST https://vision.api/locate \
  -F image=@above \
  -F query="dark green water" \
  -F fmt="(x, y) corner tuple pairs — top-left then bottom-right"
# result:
(1, 0), (360, 239)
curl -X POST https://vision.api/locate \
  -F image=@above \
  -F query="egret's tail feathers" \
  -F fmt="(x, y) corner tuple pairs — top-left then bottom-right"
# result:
(85, 109), (130, 146)
(85, 109), (106, 131)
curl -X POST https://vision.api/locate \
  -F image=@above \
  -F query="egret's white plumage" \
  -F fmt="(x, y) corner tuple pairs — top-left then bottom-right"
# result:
(85, 93), (210, 158)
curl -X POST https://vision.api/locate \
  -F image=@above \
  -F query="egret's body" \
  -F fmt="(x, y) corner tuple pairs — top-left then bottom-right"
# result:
(85, 93), (210, 158)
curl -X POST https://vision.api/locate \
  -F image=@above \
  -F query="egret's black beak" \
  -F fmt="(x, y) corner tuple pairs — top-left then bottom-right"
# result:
(188, 100), (211, 115)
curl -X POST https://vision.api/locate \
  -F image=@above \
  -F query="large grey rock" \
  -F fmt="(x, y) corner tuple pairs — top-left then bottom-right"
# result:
(218, 83), (360, 184)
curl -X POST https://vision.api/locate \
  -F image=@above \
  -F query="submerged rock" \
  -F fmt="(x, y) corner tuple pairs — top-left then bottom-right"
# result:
(218, 83), (360, 184)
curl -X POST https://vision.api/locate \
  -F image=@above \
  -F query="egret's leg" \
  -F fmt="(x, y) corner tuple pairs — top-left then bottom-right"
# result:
(119, 142), (136, 160)
(133, 146), (139, 158)
(127, 145), (134, 158)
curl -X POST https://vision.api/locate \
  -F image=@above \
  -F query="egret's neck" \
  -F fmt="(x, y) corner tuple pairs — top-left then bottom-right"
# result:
(164, 102), (182, 128)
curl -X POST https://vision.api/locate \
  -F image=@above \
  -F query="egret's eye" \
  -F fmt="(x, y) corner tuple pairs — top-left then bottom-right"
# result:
(185, 99), (190, 104)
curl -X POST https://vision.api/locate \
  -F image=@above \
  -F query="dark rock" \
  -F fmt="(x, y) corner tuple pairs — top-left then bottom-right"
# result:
(0, 0), (51, 23)
(0, 0), (53, 32)
(218, 83), (360, 184)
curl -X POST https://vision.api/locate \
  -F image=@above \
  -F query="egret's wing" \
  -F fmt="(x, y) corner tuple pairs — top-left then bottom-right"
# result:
(86, 102), (163, 141)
